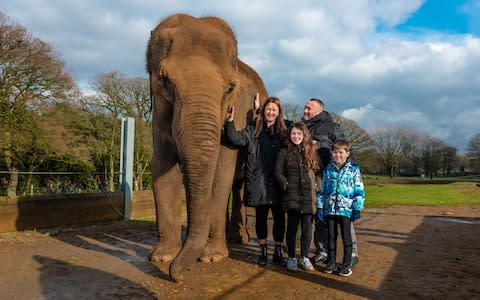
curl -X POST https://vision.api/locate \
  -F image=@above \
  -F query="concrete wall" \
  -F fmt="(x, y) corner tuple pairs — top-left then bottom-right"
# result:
(0, 191), (156, 233)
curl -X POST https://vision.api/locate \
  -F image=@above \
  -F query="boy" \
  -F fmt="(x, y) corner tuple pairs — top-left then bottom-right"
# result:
(316, 139), (365, 277)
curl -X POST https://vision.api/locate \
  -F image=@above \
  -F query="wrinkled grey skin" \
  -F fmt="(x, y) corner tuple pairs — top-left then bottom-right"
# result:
(146, 13), (267, 282)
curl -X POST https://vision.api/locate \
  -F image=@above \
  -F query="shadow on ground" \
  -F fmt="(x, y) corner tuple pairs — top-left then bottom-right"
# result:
(3, 208), (479, 299)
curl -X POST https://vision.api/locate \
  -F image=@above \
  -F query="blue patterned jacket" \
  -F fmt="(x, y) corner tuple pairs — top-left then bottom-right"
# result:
(316, 159), (365, 218)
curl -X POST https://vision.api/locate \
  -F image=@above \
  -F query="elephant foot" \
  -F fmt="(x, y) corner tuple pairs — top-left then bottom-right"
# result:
(148, 242), (180, 263)
(198, 243), (229, 263)
(169, 262), (184, 283)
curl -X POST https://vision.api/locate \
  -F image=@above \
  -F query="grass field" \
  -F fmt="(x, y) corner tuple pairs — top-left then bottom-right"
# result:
(365, 182), (480, 207)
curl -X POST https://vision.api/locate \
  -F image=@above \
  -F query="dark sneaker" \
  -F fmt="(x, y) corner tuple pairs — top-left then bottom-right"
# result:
(313, 252), (328, 265)
(272, 245), (286, 266)
(324, 261), (337, 274)
(339, 264), (352, 277)
(257, 254), (268, 265)
(257, 245), (268, 265)
(272, 255), (286, 265)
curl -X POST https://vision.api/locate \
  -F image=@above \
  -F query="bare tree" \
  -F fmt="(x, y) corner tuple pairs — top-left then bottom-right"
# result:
(466, 132), (480, 173)
(88, 72), (152, 191)
(398, 129), (423, 176)
(282, 102), (302, 122)
(332, 113), (379, 171)
(421, 136), (446, 179)
(370, 127), (413, 178)
(466, 133), (480, 159)
(332, 113), (373, 152)
(440, 145), (457, 177)
(0, 13), (75, 198)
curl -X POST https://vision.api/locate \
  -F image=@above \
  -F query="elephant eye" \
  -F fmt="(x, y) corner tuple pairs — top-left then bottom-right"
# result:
(156, 76), (175, 100)
(226, 81), (236, 94)
(160, 76), (173, 89)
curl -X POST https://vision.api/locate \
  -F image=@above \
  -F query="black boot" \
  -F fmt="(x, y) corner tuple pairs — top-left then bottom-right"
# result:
(257, 244), (268, 265)
(272, 244), (286, 266)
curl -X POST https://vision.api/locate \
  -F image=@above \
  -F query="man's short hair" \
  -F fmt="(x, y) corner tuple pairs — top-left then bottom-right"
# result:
(309, 98), (324, 108)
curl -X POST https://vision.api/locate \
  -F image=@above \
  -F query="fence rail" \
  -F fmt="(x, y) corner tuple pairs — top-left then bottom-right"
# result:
(0, 190), (156, 233)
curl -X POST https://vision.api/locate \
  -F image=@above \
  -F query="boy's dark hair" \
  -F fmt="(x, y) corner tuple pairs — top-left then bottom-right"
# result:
(332, 139), (351, 152)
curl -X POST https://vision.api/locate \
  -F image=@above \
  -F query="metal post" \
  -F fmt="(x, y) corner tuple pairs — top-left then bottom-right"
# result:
(120, 117), (135, 220)
(119, 119), (125, 185)
(119, 120), (125, 186)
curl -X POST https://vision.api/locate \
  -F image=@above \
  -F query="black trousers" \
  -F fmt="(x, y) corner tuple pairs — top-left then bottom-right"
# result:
(286, 211), (313, 258)
(326, 215), (353, 266)
(255, 205), (285, 242)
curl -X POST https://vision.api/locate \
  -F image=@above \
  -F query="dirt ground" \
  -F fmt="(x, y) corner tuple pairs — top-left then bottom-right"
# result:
(1, 205), (479, 300)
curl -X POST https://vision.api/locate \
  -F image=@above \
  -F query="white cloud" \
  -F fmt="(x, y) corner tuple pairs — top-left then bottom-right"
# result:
(2, 0), (479, 151)
(341, 104), (374, 121)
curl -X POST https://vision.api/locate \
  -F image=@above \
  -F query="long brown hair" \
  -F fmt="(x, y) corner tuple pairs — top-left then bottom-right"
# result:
(286, 122), (320, 172)
(254, 97), (287, 137)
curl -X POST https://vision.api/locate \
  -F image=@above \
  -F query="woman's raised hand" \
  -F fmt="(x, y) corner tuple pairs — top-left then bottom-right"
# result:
(254, 92), (260, 112)
(226, 106), (235, 122)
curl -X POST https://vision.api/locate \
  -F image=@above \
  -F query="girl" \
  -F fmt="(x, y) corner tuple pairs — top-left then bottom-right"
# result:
(275, 122), (322, 271)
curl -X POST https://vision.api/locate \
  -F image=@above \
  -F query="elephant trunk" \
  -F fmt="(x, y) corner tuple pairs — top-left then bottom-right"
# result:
(169, 98), (222, 282)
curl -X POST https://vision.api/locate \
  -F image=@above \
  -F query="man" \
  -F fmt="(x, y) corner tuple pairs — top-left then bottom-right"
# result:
(302, 98), (359, 267)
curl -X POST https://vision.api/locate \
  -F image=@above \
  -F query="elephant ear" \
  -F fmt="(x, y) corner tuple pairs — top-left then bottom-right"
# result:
(146, 34), (172, 75)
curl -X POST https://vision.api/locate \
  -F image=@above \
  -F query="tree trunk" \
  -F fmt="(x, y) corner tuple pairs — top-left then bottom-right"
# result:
(3, 144), (18, 198)
(135, 162), (146, 191)
(108, 152), (115, 192)
(133, 175), (139, 191)
(21, 168), (34, 196)
(6, 167), (18, 198)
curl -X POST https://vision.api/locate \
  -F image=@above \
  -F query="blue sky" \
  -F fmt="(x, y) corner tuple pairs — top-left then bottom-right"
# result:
(2, 0), (480, 152)
(398, 0), (479, 35)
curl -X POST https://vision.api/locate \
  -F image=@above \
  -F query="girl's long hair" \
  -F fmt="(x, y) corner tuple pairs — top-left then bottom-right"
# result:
(286, 122), (320, 172)
(254, 97), (287, 137)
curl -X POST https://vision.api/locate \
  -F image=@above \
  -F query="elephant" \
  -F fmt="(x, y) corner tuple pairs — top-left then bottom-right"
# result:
(146, 13), (267, 282)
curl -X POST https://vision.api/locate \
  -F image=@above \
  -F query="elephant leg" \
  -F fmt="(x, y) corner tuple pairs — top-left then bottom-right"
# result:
(199, 148), (236, 262)
(228, 179), (250, 244)
(149, 159), (183, 263)
(228, 149), (250, 244)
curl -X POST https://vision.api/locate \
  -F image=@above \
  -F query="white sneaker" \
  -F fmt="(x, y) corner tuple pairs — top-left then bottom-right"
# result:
(286, 257), (297, 272)
(298, 256), (314, 271)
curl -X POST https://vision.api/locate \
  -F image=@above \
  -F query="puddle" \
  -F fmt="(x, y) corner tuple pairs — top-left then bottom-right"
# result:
(431, 217), (480, 225)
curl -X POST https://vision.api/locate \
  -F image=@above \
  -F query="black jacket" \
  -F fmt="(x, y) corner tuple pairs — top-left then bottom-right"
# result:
(224, 121), (284, 207)
(302, 111), (345, 166)
(275, 147), (321, 214)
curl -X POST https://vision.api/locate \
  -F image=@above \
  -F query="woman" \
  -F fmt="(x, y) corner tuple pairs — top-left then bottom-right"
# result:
(224, 94), (288, 265)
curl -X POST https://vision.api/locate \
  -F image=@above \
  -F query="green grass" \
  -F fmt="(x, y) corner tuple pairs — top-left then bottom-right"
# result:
(365, 182), (480, 207)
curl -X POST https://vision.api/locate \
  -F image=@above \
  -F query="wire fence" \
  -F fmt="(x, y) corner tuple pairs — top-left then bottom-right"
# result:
(0, 171), (152, 196)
